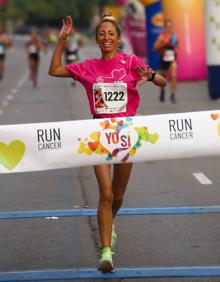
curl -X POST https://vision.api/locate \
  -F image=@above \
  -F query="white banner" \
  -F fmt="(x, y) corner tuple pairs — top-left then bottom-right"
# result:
(205, 0), (220, 65)
(0, 110), (220, 173)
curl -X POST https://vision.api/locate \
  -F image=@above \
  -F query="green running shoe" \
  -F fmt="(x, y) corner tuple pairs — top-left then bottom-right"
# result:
(111, 223), (117, 249)
(98, 247), (114, 273)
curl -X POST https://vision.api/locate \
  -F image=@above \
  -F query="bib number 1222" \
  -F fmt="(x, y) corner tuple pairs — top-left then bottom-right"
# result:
(104, 91), (125, 102)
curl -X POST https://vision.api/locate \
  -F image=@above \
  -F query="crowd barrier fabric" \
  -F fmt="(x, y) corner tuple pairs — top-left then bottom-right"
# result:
(124, 0), (147, 61)
(0, 110), (220, 173)
(205, 0), (220, 99)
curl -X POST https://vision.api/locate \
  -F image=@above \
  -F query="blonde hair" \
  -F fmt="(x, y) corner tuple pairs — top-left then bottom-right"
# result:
(95, 13), (121, 37)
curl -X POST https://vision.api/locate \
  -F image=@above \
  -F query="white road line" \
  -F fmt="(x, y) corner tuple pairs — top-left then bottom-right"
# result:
(192, 172), (213, 185)
(16, 72), (29, 89)
(0, 74), (27, 115)
(2, 101), (8, 107)
(11, 88), (17, 94)
(45, 217), (60, 220)
(7, 94), (14, 100)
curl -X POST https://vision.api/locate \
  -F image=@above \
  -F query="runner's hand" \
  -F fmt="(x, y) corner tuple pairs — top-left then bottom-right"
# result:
(136, 65), (155, 85)
(59, 15), (73, 42)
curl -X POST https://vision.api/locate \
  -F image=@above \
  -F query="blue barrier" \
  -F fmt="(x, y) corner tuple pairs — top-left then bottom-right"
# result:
(1, 205), (220, 219)
(1, 206), (220, 280)
(1, 266), (220, 281)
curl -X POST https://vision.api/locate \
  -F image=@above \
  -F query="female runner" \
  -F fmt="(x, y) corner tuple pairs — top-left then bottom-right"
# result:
(25, 29), (45, 87)
(154, 19), (179, 104)
(49, 14), (166, 273)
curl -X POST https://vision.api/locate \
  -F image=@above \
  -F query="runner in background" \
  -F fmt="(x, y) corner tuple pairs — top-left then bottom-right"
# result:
(49, 14), (166, 273)
(64, 26), (83, 86)
(25, 29), (46, 88)
(0, 30), (12, 81)
(154, 19), (179, 104)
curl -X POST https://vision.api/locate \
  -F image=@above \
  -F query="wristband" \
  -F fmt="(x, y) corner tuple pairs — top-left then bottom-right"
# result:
(148, 71), (156, 82)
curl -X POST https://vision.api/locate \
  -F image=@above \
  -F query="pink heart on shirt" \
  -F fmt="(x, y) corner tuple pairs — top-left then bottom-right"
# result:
(111, 69), (126, 81)
(97, 68), (126, 83)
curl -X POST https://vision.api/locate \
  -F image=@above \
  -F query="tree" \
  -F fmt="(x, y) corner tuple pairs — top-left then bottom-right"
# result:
(3, 0), (115, 31)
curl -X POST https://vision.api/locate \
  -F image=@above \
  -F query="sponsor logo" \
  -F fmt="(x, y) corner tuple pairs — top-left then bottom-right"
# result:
(77, 118), (159, 162)
(151, 12), (164, 27)
(210, 113), (220, 136)
(37, 128), (62, 151)
(0, 140), (25, 170)
(169, 118), (194, 141)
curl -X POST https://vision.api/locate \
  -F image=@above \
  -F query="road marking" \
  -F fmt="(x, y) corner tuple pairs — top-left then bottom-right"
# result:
(11, 88), (17, 94)
(192, 172), (212, 185)
(2, 101), (8, 107)
(16, 72), (28, 89)
(45, 217), (60, 220)
(0, 73), (27, 117)
(7, 94), (14, 100)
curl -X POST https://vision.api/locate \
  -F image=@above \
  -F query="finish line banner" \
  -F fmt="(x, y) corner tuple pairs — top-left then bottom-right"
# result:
(0, 110), (220, 173)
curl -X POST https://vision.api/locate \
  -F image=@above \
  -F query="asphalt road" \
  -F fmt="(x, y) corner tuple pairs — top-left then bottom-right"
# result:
(0, 36), (220, 282)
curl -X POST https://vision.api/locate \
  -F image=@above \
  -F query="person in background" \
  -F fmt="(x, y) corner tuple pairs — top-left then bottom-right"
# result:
(49, 14), (166, 273)
(64, 26), (83, 86)
(154, 19), (179, 104)
(25, 29), (46, 88)
(0, 30), (11, 81)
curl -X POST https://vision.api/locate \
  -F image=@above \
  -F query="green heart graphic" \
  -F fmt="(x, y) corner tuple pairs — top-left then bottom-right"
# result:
(0, 140), (25, 170)
(148, 133), (159, 144)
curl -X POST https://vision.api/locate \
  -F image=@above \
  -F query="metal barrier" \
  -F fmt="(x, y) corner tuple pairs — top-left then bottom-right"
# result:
(1, 206), (220, 281)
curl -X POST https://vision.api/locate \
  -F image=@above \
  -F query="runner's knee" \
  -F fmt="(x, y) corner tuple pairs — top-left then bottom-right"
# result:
(99, 188), (113, 206)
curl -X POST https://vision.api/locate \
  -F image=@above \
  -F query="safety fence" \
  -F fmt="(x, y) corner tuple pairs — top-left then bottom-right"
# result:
(1, 205), (220, 281)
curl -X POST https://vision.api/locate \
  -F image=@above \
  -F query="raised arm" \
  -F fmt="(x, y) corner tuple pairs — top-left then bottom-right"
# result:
(48, 15), (73, 77)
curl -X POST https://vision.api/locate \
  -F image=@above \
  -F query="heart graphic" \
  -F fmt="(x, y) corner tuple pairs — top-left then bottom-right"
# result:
(111, 69), (126, 81)
(148, 133), (159, 144)
(99, 128), (138, 158)
(97, 68), (126, 82)
(211, 113), (219, 120)
(88, 141), (99, 151)
(0, 140), (25, 170)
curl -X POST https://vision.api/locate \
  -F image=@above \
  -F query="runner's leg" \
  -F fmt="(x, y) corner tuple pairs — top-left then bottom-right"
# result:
(94, 164), (113, 248)
(112, 163), (133, 218)
(159, 69), (166, 102)
(29, 57), (38, 87)
(33, 60), (39, 87)
(170, 61), (177, 103)
(0, 59), (4, 80)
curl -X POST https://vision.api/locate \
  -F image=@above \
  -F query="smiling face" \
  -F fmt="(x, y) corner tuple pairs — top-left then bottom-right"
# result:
(96, 21), (121, 58)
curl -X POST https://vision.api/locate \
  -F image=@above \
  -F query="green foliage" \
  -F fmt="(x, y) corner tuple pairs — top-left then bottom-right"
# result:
(4, 0), (115, 29)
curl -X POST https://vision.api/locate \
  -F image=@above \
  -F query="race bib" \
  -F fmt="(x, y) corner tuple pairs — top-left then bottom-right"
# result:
(67, 54), (77, 61)
(29, 44), (37, 54)
(0, 45), (4, 55)
(162, 49), (175, 62)
(93, 83), (127, 114)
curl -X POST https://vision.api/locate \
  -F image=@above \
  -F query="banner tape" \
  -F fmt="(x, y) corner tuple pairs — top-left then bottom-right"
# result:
(0, 110), (220, 173)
